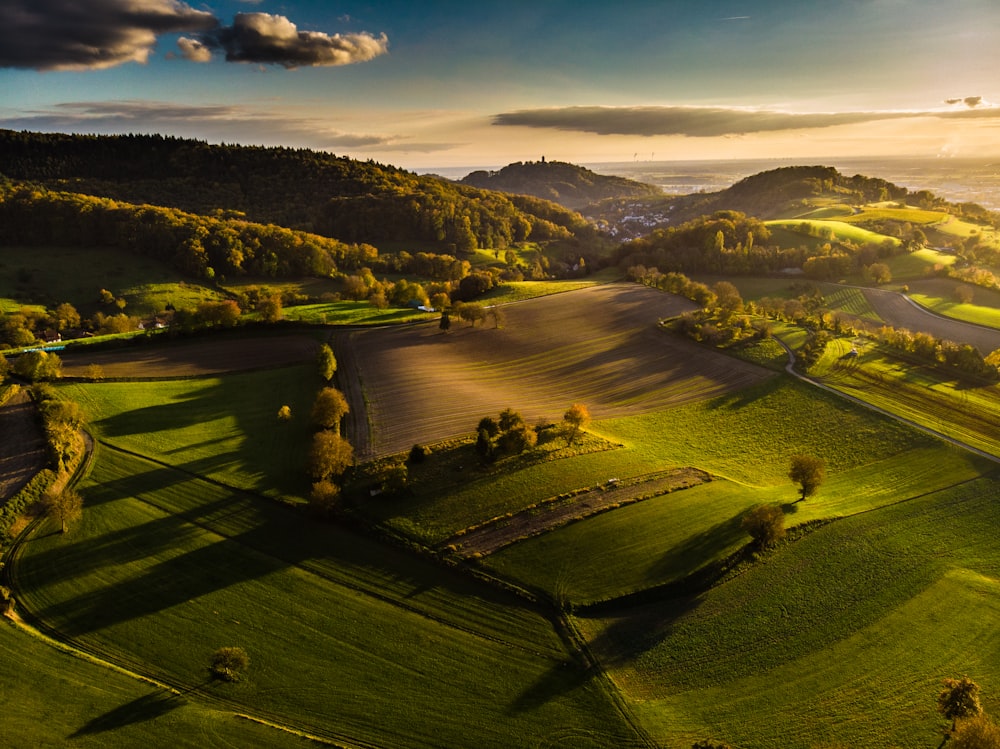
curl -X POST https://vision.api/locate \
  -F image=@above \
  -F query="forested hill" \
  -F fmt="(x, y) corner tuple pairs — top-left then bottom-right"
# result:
(460, 160), (662, 209)
(0, 130), (594, 251)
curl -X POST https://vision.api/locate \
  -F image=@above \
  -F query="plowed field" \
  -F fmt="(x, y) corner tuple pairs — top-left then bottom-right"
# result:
(341, 283), (775, 458)
(0, 389), (46, 504)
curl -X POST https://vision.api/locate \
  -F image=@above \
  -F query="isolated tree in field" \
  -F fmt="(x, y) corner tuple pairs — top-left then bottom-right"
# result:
(312, 387), (349, 430)
(277, 404), (292, 421)
(949, 713), (1000, 748)
(309, 480), (341, 518)
(562, 403), (590, 446)
(939, 676), (983, 732)
(788, 454), (825, 501)
(439, 310), (451, 332)
(83, 363), (104, 382)
(865, 262), (892, 285)
(741, 504), (786, 548)
(46, 488), (83, 533)
(317, 343), (337, 382)
(309, 431), (354, 480)
(956, 285), (975, 305)
(210, 646), (249, 682)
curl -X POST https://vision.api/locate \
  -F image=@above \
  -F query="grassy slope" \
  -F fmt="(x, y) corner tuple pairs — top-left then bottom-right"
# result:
(578, 476), (1000, 748)
(483, 378), (986, 603)
(13, 448), (638, 749)
(0, 246), (223, 316)
(0, 621), (311, 749)
(60, 365), (318, 502)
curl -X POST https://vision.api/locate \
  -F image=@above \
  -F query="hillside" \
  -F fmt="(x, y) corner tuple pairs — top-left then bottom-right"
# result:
(460, 159), (661, 210)
(0, 130), (595, 252)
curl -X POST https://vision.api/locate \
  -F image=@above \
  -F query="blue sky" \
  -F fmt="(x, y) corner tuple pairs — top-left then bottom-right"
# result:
(2, 0), (1000, 169)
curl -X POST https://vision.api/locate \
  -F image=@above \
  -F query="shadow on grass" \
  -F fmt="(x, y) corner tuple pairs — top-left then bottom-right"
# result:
(642, 511), (747, 585)
(507, 658), (594, 715)
(579, 595), (704, 668)
(68, 690), (184, 738)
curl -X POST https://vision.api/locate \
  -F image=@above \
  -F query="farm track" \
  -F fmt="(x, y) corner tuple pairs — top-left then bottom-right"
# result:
(344, 284), (775, 459)
(0, 389), (47, 505)
(444, 468), (711, 558)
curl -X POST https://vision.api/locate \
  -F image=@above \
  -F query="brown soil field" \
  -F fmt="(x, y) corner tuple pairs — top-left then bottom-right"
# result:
(340, 283), (775, 459)
(0, 389), (47, 505)
(444, 467), (710, 558)
(860, 287), (1000, 354)
(59, 333), (319, 378)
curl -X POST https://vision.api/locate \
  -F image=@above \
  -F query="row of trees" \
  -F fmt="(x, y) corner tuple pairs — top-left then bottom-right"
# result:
(306, 345), (354, 517)
(474, 404), (591, 464)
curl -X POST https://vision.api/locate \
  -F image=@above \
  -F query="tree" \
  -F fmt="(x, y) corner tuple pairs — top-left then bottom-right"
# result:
(46, 488), (83, 533)
(317, 343), (337, 382)
(53, 302), (81, 331)
(788, 454), (825, 501)
(83, 363), (105, 382)
(741, 504), (786, 548)
(939, 677), (983, 732)
(308, 431), (354, 480)
(865, 262), (892, 285)
(312, 387), (349, 430)
(13, 350), (62, 381)
(309, 480), (341, 518)
(562, 403), (590, 446)
(439, 310), (451, 332)
(257, 294), (283, 322)
(950, 713), (1000, 749)
(210, 646), (249, 682)
(277, 404), (292, 421)
(487, 305), (506, 329)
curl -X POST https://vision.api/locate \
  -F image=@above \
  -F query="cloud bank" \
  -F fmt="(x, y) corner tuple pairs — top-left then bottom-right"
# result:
(0, 1), (388, 70)
(493, 104), (1000, 138)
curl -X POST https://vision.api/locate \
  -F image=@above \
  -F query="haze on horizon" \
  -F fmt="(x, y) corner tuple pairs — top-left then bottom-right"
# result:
(2, 0), (1000, 171)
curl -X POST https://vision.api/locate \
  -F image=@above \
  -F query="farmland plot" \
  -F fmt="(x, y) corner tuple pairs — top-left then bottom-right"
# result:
(342, 283), (775, 458)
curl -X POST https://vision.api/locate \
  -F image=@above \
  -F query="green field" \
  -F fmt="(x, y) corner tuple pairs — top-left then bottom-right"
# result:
(577, 475), (1000, 748)
(766, 219), (901, 248)
(0, 246), (223, 315)
(11, 448), (637, 749)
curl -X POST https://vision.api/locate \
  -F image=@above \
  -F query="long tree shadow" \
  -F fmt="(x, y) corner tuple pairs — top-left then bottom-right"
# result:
(507, 658), (595, 715)
(643, 510), (748, 585)
(68, 689), (185, 738)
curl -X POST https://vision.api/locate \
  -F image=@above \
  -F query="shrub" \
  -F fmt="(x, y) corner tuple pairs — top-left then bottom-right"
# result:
(210, 646), (250, 682)
(741, 504), (786, 548)
(407, 444), (429, 463)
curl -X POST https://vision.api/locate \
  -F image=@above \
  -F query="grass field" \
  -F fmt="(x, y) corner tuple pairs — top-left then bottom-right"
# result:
(766, 219), (901, 248)
(576, 475), (1000, 748)
(60, 365), (319, 502)
(906, 278), (1000, 329)
(0, 246), (222, 315)
(10, 448), (639, 748)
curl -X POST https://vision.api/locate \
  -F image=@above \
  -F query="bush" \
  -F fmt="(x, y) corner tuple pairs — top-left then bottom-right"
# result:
(741, 504), (786, 548)
(210, 646), (249, 682)
(408, 444), (429, 463)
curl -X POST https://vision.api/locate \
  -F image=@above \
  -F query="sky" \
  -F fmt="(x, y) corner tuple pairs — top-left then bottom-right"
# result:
(2, 0), (1000, 172)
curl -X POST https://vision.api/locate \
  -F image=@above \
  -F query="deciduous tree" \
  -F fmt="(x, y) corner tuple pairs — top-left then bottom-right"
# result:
(741, 504), (786, 548)
(312, 387), (349, 430)
(210, 646), (249, 682)
(46, 488), (83, 533)
(317, 343), (337, 382)
(309, 480), (341, 518)
(561, 403), (590, 446)
(949, 713), (1000, 749)
(939, 676), (983, 732)
(788, 454), (825, 501)
(309, 431), (354, 480)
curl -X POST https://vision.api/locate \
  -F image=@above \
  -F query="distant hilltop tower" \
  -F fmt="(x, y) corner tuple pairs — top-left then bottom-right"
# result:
(540, 155), (545, 163)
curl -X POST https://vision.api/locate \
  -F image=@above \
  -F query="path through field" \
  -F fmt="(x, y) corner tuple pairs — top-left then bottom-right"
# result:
(341, 283), (775, 459)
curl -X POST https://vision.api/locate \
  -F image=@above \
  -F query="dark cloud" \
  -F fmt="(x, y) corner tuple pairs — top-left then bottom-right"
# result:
(493, 105), (1000, 138)
(0, 0), (216, 70)
(0, 100), (396, 150)
(201, 12), (389, 68)
(946, 96), (984, 108)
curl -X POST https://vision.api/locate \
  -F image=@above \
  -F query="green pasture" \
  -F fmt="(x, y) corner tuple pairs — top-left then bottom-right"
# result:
(907, 278), (1000, 328)
(577, 475), (1000, 748)
(790, 204), (854, 220)
(885, 247), (956, 280)
(59, 365), (318, 502)
(283, 299), (433, 325)
(364, 377), (972, 548)
(807, 337), (1000, 458)
(0, 246), (220, 315)
(12, 449), (636, 748)
(841, 204), (949, 226)
(0, 621), (310, 748)
(766, 219), (900, 248)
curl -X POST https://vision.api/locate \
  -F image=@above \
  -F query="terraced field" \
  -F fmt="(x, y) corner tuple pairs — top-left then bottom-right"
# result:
(341, 283), (775, 458)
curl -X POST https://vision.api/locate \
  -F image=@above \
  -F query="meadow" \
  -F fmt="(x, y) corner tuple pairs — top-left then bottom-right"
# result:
(5, 279), (1000, 748)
